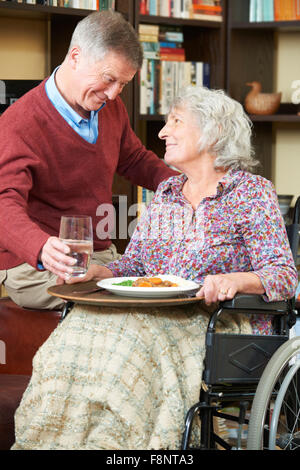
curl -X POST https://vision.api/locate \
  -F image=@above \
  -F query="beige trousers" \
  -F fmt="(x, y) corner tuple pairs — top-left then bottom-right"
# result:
(0, 244), (121, 310)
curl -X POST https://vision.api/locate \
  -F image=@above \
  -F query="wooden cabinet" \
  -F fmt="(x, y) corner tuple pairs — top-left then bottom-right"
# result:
(226, 0), (300, 181)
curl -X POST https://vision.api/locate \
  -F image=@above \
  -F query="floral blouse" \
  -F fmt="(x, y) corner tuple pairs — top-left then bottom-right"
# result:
(108, 170), (298, 334)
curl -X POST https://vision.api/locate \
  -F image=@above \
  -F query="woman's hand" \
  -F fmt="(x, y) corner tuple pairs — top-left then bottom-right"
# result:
(56, 264), (113, 285)
(196, 272), (264, 305)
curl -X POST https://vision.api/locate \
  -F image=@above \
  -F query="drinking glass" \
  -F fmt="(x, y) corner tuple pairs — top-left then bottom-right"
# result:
(59, 215), (93, 278)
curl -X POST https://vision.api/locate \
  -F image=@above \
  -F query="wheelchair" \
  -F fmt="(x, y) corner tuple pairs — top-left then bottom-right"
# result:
(182, 196), (300, 450)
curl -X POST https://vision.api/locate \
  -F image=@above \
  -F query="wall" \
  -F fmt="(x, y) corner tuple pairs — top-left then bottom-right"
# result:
(0, 16), (48, 79)
(274, 31), (300, 205)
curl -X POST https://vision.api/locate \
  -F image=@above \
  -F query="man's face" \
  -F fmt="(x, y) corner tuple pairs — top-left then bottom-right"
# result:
(69, 49), (137, 117)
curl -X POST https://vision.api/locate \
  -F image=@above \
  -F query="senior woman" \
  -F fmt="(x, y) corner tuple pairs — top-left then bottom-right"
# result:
(12, 87), (297, 450)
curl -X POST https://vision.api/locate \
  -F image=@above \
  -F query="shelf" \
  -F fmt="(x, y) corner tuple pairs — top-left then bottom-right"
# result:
(138, 14), (223, 28)
(250, 114), (300, 123)
(0, 2), (94, 19)
(140, 113), (300, 123)
(231, 20), (300, 31)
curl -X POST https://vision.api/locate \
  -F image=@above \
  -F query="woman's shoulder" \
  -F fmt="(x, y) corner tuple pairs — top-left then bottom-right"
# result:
(234, 170), (276, 198)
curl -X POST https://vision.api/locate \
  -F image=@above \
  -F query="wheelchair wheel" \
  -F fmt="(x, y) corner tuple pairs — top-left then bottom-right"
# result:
(247, 337), (300, 450)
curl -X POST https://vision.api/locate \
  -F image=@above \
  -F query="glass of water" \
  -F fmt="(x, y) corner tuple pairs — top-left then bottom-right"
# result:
(59, 215), (93, 278)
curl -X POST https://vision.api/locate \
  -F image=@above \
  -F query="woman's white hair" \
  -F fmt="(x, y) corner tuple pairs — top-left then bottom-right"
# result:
(69, 10), (143, 69)
(170, 86), (259, 172)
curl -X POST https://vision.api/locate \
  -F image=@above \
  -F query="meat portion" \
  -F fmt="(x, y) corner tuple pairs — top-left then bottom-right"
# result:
(132, 277), (178, 287)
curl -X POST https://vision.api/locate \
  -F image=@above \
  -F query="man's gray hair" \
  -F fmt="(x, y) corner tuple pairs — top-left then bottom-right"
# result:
(69, 10), (143, 69)
(169, 86), (259, 172)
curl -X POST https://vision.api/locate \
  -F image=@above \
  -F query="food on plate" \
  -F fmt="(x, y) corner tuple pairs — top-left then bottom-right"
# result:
(112, 280), (135, 287)
(113, 277), (178, 288)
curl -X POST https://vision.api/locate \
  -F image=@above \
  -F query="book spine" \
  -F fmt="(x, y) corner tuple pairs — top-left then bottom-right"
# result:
(139, 60), (148, 114)
(249, 0), (257, 21)
(140, 0), (147, 14)
(202, 62), (210, 88)
(296, 0), (300, 19)
(263, 0), (274, 21)
(274, 0), (281, 20)
(256, 0), (263, 21)
(149, 0), (157, 15)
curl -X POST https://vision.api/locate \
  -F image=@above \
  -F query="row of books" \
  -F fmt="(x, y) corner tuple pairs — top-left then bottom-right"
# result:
(139, 23), (184, 44)
(139, 23), (185, 60)
(139, 23), (210, 115)
(140, 59), (210, 115)
(0, 0), (115, 9)
(249, 0), (300, 22)
(139, 0), (222, 22)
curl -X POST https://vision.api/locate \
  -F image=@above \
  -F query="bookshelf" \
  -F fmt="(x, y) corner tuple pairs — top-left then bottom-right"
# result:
(133, 0), (226, 172)
(226, 0), (300, 183)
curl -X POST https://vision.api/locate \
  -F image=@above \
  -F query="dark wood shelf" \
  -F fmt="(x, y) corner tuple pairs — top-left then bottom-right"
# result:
(138, 14), (223, 28)
(250, 114), (300, 123)
(231, 20), (300, 30)
(0, 2), (93, 19)
(139, 113), (300, 123)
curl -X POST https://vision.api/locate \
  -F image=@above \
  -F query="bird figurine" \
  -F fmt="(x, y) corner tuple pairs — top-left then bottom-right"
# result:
(244, 81), (281, 115)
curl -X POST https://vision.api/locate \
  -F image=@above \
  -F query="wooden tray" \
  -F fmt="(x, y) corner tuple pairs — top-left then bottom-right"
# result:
(48, 281), (202, 308)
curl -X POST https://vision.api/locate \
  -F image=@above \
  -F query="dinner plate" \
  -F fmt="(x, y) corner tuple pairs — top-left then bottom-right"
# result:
(97, 275), (200, 298)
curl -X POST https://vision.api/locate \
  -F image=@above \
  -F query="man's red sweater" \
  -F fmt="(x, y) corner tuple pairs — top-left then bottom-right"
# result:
(0, 81), (174, 269)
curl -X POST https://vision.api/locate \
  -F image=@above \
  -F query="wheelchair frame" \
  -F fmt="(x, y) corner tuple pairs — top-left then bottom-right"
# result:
(181, 295), (296, 450)
(182, 196), (300, 450)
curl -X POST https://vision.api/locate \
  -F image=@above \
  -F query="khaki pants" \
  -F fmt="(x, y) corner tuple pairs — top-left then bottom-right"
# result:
(0, 244), (121, 310)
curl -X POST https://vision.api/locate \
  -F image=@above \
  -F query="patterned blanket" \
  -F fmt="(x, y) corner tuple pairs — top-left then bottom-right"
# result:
(12, 302), (252, 450)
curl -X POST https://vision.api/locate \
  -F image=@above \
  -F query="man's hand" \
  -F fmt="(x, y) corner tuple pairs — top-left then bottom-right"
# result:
(40, 236), (76, 280)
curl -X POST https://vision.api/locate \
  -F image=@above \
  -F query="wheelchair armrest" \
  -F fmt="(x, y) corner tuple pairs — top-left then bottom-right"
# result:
(207, 294), (295, 336)
(221, 293), (288, 312)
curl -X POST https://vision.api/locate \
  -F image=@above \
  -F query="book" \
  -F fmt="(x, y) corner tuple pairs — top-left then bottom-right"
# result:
(159, 41), (183, 48)
(160, 47), (186, 61)
(141, 41), (160, 60)
(172, 0), (182, 18)
(149, 0), (158, 16)
(263, 0), (274, 21)
(139, 24), (160, 36)
(139, 34), (160, 43)
(296, 0), (300, 19)
(140, 0), (148, 14)
(139, 60), (148, 114)
(256, 0), (263, 21)
(192, 0), (222, 21)
(160, 0), (171, 17)
(274, 0), (282, 19)
(159, 26), (184, 43)
(249, 0), (257, 21)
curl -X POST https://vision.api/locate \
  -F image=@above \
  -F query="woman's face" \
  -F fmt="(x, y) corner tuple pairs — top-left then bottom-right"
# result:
(158, 106), (201, 171)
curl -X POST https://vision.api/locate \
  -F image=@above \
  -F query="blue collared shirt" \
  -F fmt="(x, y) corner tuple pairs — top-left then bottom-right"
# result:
(45, 67), (104, 144)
